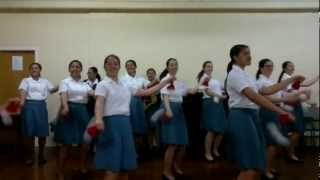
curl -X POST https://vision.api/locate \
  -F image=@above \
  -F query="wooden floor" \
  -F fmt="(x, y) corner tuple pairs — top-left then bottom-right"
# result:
(0, 147), (318, 180)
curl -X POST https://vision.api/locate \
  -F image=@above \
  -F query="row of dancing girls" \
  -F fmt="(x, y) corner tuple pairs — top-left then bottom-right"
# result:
(255, 59), (318, 180)
(51, 57), (172, 180)
(16, 48), (317, 180)
(223, 44), (312, 180)
(277, 61), (318, 164)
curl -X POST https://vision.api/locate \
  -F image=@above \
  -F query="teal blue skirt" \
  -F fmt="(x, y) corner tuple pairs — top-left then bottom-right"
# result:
(21, 100), (49, 137)
(202, 98), (226, 134)
(160, 102), (189, 145)
(94, 115), (137, 172)
(54, 102), (90, 145)
(130, 96), (147, 135)
(225, 108), (266, 171)
(282, 103), (305, 135)
(259, 108), (281, 146)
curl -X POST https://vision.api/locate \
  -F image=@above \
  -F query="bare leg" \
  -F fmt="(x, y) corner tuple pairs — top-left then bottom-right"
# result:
(265, 145), (277, 178)
(204, 132), (214, 160)
(80, 144), (89, 173)
(288, 132), (300, 160)
(38, 137), (47, 164)
(104, 171), (119, 180)
(237, 170), (260, 180)
(119, 172), (129, 180)
(173, 146), (186, 175)
(163, 145), (176, 180)
(23, 136), (34, 165)
(213, 134), (223, 157)
(57, 145), (68, 180)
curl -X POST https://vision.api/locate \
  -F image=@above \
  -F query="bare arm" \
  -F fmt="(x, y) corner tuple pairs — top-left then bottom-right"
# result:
(135, 77), (174, 97)
(243, 87), (288, 115)
(60, 92), (69, 116)
(49, 86), (59, 94)
(301, 75), (319, 87)
(88, 90), (95, 97)
(259, 75), (305, 95)
(94, 95), (105, 130)
(163, 94), (173, 118)
(204, 88), (227, 99)
(19, 90), (27, 107)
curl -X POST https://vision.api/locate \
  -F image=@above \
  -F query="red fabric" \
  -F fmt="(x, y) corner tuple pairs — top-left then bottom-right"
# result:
(202, 77), (210, 87)
(5, 100), (21, 114)
(167, 81), (175, 90)
(161, 113), (171, 122)
(279, 114), (293, 125)
(292, 80), (301, 90)
(87, 126), (101, 138)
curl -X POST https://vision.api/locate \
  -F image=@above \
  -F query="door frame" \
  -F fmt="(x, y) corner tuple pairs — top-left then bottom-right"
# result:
(0, 47), (39, 62)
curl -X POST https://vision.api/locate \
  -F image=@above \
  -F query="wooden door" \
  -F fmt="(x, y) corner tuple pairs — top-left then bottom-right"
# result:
(0, 51), (35, 104)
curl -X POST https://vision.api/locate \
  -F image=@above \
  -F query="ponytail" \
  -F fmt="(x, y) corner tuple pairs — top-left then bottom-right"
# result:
(197, 70), (204, 82)
(159, 69), (169, 80)
(96, 73), (101, 82)
(278, 71), (285, 83)
(225, 44), (249, 95)
(278, 61), (292, 83)
(256, 58), (272, 80)
(197, 61), (212, 82)
(256, 69), (262, 80)
(160, 58), (177, 80)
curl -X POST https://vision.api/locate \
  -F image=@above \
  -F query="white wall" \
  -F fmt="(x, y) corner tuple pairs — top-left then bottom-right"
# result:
(0, 12), (319, 144)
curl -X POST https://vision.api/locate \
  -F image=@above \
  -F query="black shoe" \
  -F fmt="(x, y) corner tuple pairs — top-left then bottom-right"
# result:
(271, 169), (281, 177)
(38, 158), (47, 166)
(24, 159), (34, 166)
(162, 174), (173, 180)
(204, 155), (215, 163)
(174, 170), (188, 180)
(285, 156), (304, 164)
(261, 174), (278, 180)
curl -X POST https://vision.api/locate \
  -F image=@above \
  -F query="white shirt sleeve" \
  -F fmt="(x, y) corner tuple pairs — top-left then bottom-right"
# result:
(46, 80), (55, 91)
(58, 80), (68, 94)
(160, 85), (170, 95)
(95, 82), (109, 98)
(256, 80), (265, 91)
(229, 72), (251, 93)
(85, 83), (92, 92)
(180, 82), (189, 96)
(143, 78), (150, 88)
(18, 78), (28, 92)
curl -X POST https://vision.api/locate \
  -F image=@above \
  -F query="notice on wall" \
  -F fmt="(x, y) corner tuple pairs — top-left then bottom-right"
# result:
(12, 56), (23, 71)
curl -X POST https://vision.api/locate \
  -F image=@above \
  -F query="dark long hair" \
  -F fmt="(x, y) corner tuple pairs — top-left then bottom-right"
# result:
(125, 59), (137, 67)
(224, 44), (249, 88)
(89, 66), (101, 82)
(68, 59), (82, 70)
(197, 61), (212, 82)
(104, 54), (120, 67)
(159, 58), (177, 80)
(256, 58), (272, 80)
(29, 62), (42, 70)
(278, 61), (292, 83)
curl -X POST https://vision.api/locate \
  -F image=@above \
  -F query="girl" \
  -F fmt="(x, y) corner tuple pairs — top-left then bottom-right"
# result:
(144, 68), (161, 151)
(19, 62), (58, 165)
(120, 60), (149, 135)
(120, 60), (150, 159)
(94, 54), (174, 180)
(197, 61), (227, 162)
(85, 66), (101, 118)
(278, 61), (319, 163)
(256, 59), (303, 179)
(54, 60), (94, 180)
(225, 44), (304, 180)
(159, 58), (197, 180)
